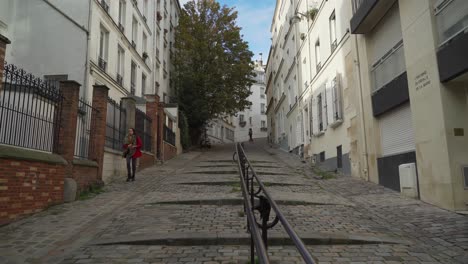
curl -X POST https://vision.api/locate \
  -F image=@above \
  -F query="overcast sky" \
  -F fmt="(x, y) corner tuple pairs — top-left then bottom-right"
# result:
(179, 0), (275, 62)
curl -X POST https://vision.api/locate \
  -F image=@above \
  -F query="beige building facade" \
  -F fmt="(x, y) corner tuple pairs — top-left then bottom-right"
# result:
(351, 0), (468, 211)
(268, 0), (468, 211)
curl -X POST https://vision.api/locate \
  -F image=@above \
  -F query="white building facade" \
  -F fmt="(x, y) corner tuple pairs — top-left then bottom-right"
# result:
(234, 60), (268, 142)
(267, 0), (360, 176)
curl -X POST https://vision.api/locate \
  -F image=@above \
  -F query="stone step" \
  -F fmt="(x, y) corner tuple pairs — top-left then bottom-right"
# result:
(92, 231), (410, 247)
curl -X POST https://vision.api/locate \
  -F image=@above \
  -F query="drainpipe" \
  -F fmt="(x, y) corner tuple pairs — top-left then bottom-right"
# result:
(353, 34), (370, 182)
(84, 0), (93, 101)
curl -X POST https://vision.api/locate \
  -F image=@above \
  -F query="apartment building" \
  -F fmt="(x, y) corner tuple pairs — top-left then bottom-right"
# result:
(267, 0), (361, 175)
(268, 0), (468, 211)
(154, 0), (180, 104)
(234, 60), (268, 142)
(351, 0), (468, 211)
(0, 0), (153, 101)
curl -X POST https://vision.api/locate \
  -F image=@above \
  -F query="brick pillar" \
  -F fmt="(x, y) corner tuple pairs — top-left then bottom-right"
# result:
(121, 97), (136, 130)
(0, 34), (11, 92)
(58, 81), (81, 177)
(158, 105), (165, 161)
(90, 85), (109, 180)
(145, 95), (160, 158)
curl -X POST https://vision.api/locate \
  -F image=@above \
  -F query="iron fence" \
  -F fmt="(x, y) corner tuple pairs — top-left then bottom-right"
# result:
(0, 63), (63, 153)
(163, 125), (175, 146)
(135, 108), (152, 152)
(233, 143), (316, 264)
(74, 98), (98, 159)
(105, 97), (126, 150)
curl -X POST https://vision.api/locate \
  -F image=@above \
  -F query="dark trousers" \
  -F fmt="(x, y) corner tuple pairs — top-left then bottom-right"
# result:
(126, 156), (136, 179)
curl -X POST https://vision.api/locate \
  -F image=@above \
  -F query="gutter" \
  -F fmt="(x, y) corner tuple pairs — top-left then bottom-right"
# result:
(353, 34), (370, 182)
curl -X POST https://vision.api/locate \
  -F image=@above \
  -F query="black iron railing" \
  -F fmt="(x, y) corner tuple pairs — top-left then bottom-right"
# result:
(233, 143), (316, 264)
(135, 108), (152, 152)
(0, 63), (63, 153)
(74, 98), (98, 159)
(105, 97), (126, 150)
(163, 125), (175, 146)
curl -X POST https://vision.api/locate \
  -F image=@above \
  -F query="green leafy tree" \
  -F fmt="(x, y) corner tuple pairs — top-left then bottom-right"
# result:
(173, 0), (254, 143)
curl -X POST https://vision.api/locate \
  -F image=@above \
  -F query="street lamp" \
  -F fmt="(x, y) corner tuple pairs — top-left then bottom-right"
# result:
(290, 12), (308, 25)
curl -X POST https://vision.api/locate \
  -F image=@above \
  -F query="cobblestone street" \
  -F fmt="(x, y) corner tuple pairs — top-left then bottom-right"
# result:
(1, 141), (467, 264)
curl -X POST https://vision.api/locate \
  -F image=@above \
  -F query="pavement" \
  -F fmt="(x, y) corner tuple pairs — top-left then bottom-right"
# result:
(0, 139), (467, 264)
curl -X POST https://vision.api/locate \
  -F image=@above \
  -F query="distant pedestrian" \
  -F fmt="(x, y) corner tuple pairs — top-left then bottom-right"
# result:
(123, 128), (142, 182)
(248, 128), (253, 142)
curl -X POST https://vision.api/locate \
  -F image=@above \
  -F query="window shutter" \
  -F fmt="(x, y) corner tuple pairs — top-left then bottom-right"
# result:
(322, 91), (328, 129)
(326, 85), (334, 125)
(312, 97), (318, 135)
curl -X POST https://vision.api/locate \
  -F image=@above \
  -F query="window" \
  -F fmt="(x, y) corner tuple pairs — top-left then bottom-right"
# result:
(261, 120), (266, 128)
(330, 11), (337, 52)
(260, 87), (265, 98)
(117, 46), (125, 85)
(143, 0), (148, 19)
(118, 0), (126, 30)
(131, 61), (136, 94)
(142, 73), (147, 95)
(143, 32), (148, 53)
(261, 103), (265, 114)
(315, 39), (321, 72)
(99, 25), (109, 71)
(239, 114), (244, 122)
(249, 117), (252, 125)
(132, 17), (138, 47)
(331, 77), (342, 121)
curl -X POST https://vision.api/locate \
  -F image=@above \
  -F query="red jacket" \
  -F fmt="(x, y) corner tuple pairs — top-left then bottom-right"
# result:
(123, 136), (142, 158)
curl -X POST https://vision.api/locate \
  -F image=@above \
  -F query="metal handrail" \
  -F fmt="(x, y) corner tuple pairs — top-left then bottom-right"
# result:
(234, 143), (316, 264)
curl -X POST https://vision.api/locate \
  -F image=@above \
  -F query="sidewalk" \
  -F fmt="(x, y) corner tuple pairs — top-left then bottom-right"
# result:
(262, 141), (468, 263)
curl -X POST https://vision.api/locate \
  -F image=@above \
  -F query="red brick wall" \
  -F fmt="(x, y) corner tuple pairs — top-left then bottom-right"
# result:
(72, 165), (100, 192)
(0, 159), (65, 225)
(163, 142), (177, 161)
(138, 152), (155, 171)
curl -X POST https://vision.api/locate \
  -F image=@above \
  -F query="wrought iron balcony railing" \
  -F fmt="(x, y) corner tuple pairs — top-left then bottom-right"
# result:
(98, 57), (107, 71)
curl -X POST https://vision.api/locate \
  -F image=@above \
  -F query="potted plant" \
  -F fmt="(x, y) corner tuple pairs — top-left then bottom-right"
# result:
(307, 8), (318, 21)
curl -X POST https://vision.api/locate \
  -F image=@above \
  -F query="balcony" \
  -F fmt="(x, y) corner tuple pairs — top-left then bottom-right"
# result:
(316, 62), (322, 73)
(350, 0), (397, 34)
(98, 57), (107, 71)
(435, 0), (468, 82)
(118, 23), (125, 33)
(117, 74), (123, 86)
(331, 40), (338, 53)
(100, 0), (110, 13)
(131, 83), (136, 95)
(371, 41), (409, 117)
(260, 127), (268, 132)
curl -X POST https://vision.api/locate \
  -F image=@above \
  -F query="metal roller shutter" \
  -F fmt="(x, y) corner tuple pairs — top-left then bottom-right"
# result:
(380, 103), (415, 156)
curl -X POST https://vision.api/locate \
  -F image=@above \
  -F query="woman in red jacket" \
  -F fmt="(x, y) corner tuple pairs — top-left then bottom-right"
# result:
(123, 128), (142, 182)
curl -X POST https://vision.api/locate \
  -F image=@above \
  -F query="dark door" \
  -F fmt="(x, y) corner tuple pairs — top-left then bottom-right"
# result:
(337, 145), (342, 169)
